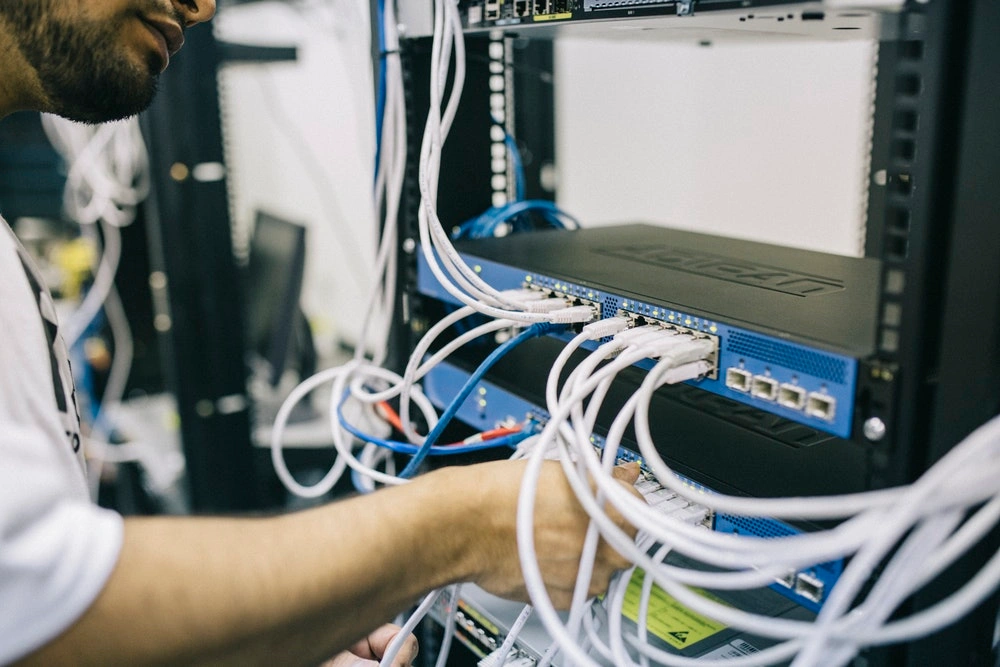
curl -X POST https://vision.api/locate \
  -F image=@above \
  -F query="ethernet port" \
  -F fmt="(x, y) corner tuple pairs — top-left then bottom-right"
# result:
(778, 383), (806, 410)
(806, 392), (837, 421)
(514, 0), (530, 16)
(751, 375), (779, 401)
(725, 368), (752, 393)
(794, 572), (825, 603)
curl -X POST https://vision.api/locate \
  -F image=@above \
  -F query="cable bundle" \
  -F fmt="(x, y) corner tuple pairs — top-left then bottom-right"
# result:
(514, 328), (1000, 666)
(42, 115), (147, 496)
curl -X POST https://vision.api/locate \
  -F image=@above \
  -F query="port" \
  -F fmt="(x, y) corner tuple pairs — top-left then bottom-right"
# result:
(776, 570), (796, 589)
(751, 375), (778, 401)
(778, 383), (806, 410)
(794, 572), (825, 603)
(514, 0), (530, 16)
(455, 604), (500, 657)
(616, 309), (720, 379)
(726, 367), (752, 392)
(485, 1), (501, 20)
(534, 0), (553, 14)
(806, 392), (837, 421)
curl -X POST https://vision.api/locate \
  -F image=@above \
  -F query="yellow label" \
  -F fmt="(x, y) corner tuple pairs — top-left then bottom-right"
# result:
(533, 12), (573, 21)
(620, 570), (727, 649)
(458, 600), (499, 636)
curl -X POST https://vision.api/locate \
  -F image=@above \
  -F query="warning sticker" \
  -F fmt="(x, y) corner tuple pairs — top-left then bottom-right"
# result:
(620, 570), (728, 650)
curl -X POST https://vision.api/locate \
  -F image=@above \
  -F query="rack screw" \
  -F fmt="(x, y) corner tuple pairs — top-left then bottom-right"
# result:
(864, 417), (887, 442)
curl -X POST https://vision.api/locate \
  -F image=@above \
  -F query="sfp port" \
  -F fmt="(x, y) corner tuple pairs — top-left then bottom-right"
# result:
(751, 375), (779, 401)
(794, 571), (825, 603)
(778, 383), (807, 410)
(806, 392), (837, 421)
(726, 368), (752, 392)
(776, 570), (796, 589)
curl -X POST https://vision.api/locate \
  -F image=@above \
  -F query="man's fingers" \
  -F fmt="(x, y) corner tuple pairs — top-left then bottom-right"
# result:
(360, 624), (418, 666)
(612, 461), (641, 484)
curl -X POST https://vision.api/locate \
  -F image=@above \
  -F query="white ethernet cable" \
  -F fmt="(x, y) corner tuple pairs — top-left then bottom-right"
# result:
(378, 587), (442, 667)
(514, 328), (1000, 667)
(434, 585), (461, 667)
(483, 604), (534, 667)
(41, 116), (147, 348)
(358, 0), (406, 365)
(41, 115), (147, 501)
(269, 0), (602, 499)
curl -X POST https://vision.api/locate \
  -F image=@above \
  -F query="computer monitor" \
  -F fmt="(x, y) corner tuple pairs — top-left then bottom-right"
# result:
(245, 210), (313, 386)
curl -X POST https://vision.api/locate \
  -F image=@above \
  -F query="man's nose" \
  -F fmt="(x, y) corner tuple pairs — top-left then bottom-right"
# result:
(172, 0), (216, 27)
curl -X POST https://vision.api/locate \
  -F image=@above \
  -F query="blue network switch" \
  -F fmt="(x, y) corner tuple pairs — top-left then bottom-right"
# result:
(421, 358), (843, 612)
(417, 249), (861, 439)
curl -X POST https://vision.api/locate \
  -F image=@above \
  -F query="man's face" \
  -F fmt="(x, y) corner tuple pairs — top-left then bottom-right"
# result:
(0, 0), (212, 123)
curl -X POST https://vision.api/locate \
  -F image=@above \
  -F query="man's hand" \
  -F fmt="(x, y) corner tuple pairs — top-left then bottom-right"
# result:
(321, 624), (418, 667)
(463, 459), (641, 608)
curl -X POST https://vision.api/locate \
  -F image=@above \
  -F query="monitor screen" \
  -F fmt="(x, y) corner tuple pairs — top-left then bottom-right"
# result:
(245, 210), (309, 386)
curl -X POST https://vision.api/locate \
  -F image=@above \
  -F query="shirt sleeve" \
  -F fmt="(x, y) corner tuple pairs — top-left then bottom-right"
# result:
(0, 449), (123, 663)
(0, 221), (124, 663)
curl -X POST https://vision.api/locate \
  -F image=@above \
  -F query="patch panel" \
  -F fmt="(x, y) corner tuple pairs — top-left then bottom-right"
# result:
(455, 601), (502, 657)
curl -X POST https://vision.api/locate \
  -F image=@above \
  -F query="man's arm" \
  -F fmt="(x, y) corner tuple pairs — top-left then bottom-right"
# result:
(18, 460), (639, 667)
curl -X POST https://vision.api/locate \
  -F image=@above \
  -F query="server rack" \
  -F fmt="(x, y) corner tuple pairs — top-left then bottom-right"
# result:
(394, 1), (1000, 664)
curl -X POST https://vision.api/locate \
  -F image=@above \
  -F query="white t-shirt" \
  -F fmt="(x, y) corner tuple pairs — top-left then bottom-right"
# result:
(0, 217), (123, 663)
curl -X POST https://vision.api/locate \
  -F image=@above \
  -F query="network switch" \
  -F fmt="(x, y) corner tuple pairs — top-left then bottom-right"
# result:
(420, 357), (844, 613)
(428, 551), (820, 665)
(451, 0), (893, 39)
(416, 224), (879, 439)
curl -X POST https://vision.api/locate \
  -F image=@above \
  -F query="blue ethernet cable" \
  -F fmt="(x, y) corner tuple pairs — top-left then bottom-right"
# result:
(348, 430), (532, 494)
(373, 0), (387, 181)
(505, 130), (526, 202)
(336, 399), (531, 455)
(398, 321), (567, 478)
(338, 396), (534, 455)
(490, 114), (526, 201)
(452, 199), (580, 240)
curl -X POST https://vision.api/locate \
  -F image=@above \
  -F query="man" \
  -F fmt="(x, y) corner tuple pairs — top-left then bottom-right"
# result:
(0, 1), (640, 665)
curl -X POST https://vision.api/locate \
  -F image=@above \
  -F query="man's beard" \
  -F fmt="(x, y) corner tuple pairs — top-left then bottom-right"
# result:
(0, 1), (160, 123)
